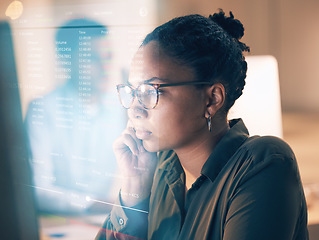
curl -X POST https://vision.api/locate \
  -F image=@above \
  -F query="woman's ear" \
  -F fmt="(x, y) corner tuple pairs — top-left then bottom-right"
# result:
(205, 83), (226, 118)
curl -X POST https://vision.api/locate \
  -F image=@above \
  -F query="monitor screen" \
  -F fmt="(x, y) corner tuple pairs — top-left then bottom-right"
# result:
(0, 20), (39, 240)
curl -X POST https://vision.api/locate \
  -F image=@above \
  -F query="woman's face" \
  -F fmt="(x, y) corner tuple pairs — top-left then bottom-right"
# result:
(128, 41), (209, 153)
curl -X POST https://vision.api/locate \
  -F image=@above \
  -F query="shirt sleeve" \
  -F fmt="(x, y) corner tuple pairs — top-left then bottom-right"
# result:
(95, 192), (149, 240)
(223, 154), (308, 240)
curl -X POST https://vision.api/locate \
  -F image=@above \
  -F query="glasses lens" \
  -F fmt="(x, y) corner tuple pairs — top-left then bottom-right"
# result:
(136, 84), (158, 109)
(118, 85), (133, 108)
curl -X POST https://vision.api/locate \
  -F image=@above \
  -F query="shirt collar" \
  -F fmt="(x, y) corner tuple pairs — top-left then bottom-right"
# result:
(201, 118), (249, 182)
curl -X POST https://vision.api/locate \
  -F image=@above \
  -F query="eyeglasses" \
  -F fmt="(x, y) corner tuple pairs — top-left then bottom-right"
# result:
(116, 81), (212, 109)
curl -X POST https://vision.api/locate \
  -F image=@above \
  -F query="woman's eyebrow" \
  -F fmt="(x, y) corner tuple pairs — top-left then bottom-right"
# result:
(144, 77), (170, 84)
(127, 77), (170, 86)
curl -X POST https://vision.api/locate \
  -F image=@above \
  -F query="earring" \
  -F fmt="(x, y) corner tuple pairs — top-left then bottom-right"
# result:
(207, 114), (212, 132)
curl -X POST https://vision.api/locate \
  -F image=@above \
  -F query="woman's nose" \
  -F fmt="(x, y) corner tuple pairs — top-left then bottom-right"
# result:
(128, 100), (148, 119)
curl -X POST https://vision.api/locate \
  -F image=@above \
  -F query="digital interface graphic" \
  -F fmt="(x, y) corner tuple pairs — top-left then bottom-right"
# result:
(9, 1), (156, 215)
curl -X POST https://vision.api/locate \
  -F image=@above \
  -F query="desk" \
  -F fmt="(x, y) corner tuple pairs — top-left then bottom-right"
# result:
(39, 214), (106, 240)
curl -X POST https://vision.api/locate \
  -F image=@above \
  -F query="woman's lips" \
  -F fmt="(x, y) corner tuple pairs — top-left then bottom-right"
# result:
(135, 128), (152, 140)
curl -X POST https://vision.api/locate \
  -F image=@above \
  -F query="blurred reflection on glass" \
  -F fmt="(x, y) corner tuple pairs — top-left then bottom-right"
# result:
(24, 18), (125, 214)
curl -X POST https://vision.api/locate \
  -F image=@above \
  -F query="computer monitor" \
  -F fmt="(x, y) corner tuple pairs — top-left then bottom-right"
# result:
(0, 21), (39, 240)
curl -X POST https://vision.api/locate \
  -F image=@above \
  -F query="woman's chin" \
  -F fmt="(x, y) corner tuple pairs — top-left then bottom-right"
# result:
(142, 140), (160, 153)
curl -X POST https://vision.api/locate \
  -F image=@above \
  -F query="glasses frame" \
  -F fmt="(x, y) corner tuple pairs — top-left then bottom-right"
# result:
(116, 81), (213, 109)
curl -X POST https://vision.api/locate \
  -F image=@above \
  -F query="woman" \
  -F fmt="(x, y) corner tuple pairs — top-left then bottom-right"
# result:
(96, 10), (308, 239)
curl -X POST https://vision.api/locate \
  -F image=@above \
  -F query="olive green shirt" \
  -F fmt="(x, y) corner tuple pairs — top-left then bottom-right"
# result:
(96, 119), (308, 240)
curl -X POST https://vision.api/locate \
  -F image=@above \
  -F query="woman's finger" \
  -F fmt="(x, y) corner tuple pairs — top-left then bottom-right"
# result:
(122, 123), (144, 152)
(113, 132), (140, 156)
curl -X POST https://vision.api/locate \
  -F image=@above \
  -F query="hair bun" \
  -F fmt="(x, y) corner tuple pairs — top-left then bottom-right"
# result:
(209, 9), (244, 40)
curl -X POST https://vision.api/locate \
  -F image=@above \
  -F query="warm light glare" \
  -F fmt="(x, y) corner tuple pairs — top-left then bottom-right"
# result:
(5, 1), (23, 20)
(140, 84), (146, 93)
(125, 86), (131, 94)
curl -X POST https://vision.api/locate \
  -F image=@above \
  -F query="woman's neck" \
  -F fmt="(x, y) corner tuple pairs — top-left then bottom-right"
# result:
(176, 119), (230, 190)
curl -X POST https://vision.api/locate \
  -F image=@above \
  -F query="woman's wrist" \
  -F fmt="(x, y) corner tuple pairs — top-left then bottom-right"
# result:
(120, 177), (152, 206)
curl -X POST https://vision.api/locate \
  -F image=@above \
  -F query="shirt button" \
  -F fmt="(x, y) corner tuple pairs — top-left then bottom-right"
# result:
(118, 218), (124, 225)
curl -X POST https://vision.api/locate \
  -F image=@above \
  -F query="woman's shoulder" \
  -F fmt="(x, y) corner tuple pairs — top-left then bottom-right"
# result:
(242, 135), (296, 161)
(234, 135), (300, 180)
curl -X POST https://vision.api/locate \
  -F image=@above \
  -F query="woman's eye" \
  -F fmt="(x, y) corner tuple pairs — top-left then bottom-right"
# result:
(147, 89), (157, 95)
(157, 89), (164, 94)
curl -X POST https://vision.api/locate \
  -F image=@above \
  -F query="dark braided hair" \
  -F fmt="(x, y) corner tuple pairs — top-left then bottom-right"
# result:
(142, 9), (250, 113)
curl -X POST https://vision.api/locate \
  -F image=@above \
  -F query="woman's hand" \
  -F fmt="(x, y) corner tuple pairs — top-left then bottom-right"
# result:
(113, 121), (158, 206)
